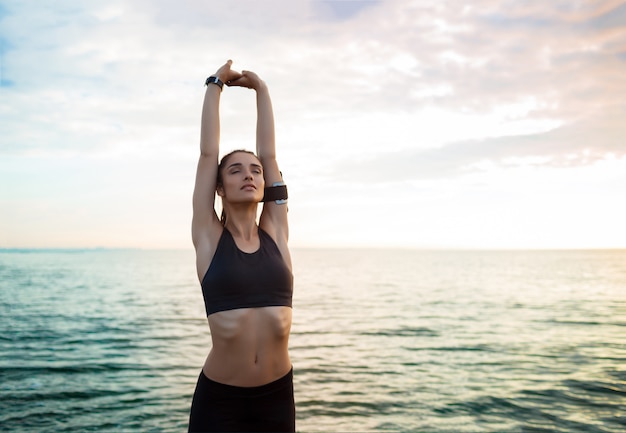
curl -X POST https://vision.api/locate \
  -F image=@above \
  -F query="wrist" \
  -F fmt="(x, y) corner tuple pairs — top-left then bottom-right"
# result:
(255, 81), (268, 92)
(205, 76), (224, 91)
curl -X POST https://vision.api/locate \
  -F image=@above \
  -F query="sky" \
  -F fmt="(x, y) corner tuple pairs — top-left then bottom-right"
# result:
(1, 0), (625, 249)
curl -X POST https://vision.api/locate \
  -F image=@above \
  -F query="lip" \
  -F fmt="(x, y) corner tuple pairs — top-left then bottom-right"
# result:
(241, 184), (257, 190)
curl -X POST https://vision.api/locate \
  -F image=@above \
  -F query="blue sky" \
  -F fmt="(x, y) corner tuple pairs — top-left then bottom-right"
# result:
(1, 0), (625, 249)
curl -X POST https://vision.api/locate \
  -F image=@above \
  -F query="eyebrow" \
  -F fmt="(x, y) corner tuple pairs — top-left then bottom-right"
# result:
(227, 162), (262, 169)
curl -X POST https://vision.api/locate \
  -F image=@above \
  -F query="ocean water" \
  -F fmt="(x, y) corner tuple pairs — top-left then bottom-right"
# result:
(1, 248), (625, 432)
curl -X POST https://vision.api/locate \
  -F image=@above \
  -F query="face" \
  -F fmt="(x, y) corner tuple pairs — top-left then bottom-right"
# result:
(217, 152), (265, 203)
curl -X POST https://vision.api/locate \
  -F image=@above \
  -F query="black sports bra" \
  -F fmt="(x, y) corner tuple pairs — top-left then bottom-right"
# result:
(201, 227), (293, 316)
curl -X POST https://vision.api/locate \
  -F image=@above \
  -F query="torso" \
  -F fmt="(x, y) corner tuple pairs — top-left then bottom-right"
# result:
(204, 306), (292, 386)
(197, 226), (293, 387)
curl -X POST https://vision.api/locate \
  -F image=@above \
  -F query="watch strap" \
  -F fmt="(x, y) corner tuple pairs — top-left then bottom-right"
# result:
(205, 76), (224, 90)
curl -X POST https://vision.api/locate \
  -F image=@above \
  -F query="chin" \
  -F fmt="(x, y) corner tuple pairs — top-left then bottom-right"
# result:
(236, 193), (263, 203)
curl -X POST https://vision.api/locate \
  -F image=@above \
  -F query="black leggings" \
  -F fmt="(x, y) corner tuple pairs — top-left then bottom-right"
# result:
(188, 368), (296, 432)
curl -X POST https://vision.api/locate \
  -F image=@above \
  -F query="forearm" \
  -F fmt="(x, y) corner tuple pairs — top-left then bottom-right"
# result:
(199, 84), (222, 156)
(255, 83), (276, 161)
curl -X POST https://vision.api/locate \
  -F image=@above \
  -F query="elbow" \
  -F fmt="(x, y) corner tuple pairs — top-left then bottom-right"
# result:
(198, 149), (218, 160)
(258, 152), (277, 163)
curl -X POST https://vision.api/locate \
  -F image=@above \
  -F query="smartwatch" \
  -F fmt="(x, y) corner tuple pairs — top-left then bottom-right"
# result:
(205, 76), (224, 91)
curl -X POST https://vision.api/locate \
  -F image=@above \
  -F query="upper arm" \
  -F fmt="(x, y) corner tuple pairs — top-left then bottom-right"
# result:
(192, 154), (221, 251)
(259, 157), (289, 244)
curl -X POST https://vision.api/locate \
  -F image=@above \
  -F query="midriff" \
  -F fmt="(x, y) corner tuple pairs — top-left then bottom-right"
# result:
(203, 306), (292, 387)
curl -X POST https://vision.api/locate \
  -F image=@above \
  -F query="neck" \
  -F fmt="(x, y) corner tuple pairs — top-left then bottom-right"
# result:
(223, 203), (259, 239)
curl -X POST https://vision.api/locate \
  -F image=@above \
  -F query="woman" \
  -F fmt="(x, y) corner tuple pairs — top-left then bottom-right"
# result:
(188, 60), (295, 432)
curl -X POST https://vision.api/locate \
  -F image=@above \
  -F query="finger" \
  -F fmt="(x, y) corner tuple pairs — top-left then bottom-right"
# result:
(221, 59), (233, 71)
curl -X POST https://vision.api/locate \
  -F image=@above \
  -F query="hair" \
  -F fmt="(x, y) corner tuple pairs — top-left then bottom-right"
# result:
(216, 149), (261, 226)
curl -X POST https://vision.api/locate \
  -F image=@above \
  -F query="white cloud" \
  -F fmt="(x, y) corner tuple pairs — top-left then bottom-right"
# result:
(1, 0), (625, 248)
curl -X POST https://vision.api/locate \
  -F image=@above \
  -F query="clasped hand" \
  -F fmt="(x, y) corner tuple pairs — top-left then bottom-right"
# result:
(214, 60), (265, 91)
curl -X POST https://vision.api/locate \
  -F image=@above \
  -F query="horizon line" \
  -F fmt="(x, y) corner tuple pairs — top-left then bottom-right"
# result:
(2, 246), (626, 253)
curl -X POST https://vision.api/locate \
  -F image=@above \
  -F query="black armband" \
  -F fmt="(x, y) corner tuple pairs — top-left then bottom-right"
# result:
(262, 183), (288, 204)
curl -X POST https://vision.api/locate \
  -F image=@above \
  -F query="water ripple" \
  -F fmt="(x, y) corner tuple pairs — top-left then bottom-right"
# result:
(2, 248), (625, 432)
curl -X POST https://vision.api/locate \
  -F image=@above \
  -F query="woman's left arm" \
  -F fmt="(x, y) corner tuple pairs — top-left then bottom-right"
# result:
(256, 80), (289, 243)
(228, 71), (288, 242)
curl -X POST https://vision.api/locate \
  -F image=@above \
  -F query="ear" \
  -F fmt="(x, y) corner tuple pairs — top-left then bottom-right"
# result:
(216, 184), (225, 197)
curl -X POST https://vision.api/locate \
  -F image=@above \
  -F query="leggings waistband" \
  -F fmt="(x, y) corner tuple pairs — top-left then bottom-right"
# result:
(199, 368), (293, 398)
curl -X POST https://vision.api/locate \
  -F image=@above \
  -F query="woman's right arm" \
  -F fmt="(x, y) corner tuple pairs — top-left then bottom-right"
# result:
(192, 61), (241, 272)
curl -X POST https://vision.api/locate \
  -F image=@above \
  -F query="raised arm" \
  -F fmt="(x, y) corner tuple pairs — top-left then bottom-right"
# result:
(228, 71), (288, 243)
(192, 61), (242, 274)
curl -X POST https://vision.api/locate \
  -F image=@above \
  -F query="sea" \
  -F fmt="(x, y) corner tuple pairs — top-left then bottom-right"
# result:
(1, 248), (624, 432)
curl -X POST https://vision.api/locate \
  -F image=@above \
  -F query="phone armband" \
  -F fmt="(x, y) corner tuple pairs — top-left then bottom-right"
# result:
(262, 182), (288, 204)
